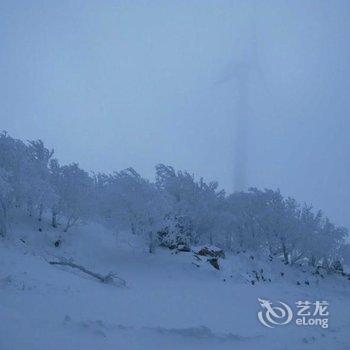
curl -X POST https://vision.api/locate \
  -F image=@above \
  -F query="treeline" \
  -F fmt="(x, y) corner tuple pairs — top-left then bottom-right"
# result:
(0, 132), (348, 270)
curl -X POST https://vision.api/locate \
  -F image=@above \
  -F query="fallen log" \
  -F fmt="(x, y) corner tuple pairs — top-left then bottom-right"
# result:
(49, 259), (126, 286)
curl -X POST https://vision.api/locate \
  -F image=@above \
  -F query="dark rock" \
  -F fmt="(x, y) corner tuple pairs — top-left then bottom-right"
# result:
(196, 246), (225, 259)
(177, 244), (191, 252)
(208, 258), (220, 270)
(54, 239), (61, 247)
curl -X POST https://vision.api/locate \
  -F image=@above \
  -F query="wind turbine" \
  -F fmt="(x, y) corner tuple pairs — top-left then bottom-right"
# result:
(217, 2), (264, 192)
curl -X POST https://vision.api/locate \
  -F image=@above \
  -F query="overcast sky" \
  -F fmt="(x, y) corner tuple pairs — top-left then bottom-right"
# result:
(1, 0), (349, 228)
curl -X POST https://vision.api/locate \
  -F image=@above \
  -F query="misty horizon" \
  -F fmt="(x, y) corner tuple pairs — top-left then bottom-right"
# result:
(1, 0), (349, 228)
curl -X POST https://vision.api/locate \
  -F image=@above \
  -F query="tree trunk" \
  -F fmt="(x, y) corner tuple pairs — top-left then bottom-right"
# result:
(131, 222), (136, 235)
(38, 203), (43, 222)
(0, 220), (7, 237)
(209, 233), (213, 245)
(27, 202), (33, 217)
(225, 233), (232, 251)
(49, 260), (126, 286)
(282, 242), (289, 264)
(52, 211), (57, 228)
(0, 203), (8, 237)
(148, 231), (155, 254)
(64, 217), (72, 232)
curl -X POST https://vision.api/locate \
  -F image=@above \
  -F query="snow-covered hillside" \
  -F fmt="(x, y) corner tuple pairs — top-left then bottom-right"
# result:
(1, 222), (350, 350)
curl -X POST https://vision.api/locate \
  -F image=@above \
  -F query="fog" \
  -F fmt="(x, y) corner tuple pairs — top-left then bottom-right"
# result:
(1, 0), (349, 227)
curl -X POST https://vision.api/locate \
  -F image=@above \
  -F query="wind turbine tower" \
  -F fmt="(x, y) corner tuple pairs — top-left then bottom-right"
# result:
(218, 3), (262, 192)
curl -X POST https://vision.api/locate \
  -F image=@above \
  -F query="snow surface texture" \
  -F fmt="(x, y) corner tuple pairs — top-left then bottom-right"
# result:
(1, 222), (350, 350)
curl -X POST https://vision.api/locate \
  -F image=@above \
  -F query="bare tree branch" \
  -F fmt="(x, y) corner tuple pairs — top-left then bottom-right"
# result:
(49, 259), (126, 286)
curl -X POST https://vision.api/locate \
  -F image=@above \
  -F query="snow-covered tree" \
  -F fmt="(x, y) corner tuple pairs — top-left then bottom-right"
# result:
(0, 167), (13, 236)
(155, 164), (224, 246)
(0, 132), (348, 266)
(97, 168), (169, 252)
(26, 140), (56, 222)
(49, 161), (93, 232)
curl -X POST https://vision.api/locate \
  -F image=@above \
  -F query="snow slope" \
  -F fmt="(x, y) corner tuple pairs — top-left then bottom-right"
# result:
(1, 221), (350, 350)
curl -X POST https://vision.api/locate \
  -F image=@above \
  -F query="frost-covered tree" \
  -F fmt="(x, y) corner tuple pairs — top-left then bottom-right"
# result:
(0, 132), (32, 234)
(0, 133), (57, 230)
(26, 140), (56, 222)
(0, 131), (348, 266)
(0, 132), (30, 208)
(155, 164), (224, 246)
(97, 168), (169, 252)
(220, 188), (348, 267)
(0, 167), (12, 236)
(49, 162), (93, 232)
